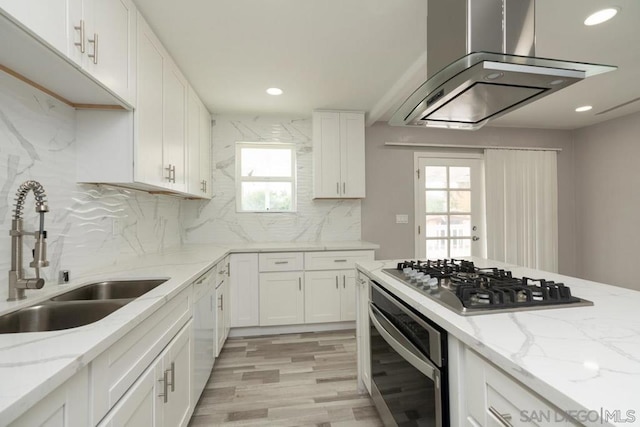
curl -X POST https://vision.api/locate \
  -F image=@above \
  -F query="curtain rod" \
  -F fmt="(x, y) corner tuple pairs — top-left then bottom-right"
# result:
(384, 142), (563, 152)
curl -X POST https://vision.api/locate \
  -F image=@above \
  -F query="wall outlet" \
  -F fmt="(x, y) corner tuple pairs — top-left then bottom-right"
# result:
(396, 214), (409, 224)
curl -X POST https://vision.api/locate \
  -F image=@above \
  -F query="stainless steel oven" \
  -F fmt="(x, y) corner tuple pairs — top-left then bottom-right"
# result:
(369, 281), (448, 427)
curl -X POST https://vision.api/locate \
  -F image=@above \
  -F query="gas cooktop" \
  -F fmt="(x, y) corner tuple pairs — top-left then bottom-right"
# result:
(383, 259), (593, 315)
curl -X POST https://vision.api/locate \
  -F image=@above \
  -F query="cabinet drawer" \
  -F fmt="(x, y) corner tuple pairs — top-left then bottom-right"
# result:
(259, 252), (304, 272)
(90, 286), (192, 425)
(304, 250), (374, 271)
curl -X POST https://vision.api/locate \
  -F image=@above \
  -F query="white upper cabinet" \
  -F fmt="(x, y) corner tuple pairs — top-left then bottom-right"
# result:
(312, 111), (365, 198)
(187, 85), (212, 198)
(75, 11), (208, 199)
(0, 0), (136, 106)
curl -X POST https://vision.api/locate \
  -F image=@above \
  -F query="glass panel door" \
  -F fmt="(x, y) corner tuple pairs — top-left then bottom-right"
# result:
(415, 156), (485, 259)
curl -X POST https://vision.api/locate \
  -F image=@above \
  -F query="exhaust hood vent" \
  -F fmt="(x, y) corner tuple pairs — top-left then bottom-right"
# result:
(389, 0), (616, 130)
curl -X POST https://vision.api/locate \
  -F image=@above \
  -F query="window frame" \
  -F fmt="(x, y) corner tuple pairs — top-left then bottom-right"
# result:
(235, 142), (297, 213)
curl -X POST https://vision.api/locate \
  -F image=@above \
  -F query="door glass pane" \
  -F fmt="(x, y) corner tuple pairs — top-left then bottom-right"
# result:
(450, 190), (470, 212)
(426, 215), (448, 237)
(426, 191), (447, 213)
(426, 239), (448, 259)
(450, 238), (472, 257)
(450, 215), (471, 237)
(424, 167), (447, 188)
(449, 167), (471, 189)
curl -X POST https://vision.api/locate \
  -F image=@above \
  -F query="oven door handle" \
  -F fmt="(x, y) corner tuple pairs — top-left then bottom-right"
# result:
(369, 304), (440, 381)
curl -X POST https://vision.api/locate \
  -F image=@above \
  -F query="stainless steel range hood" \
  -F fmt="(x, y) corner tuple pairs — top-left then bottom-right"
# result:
(388, 0), (617, 130)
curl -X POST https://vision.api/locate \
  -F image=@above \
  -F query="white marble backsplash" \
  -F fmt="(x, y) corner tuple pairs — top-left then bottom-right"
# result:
(183, 115), (362, 243)
(0, 72), (183, 299)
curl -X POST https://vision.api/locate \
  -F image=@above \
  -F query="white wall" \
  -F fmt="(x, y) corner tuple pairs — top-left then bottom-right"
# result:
(573, 111), (640, 290)
(0, 72), (184, 300)
(182, 115), (362, 243)
(362, 122), (578, 275)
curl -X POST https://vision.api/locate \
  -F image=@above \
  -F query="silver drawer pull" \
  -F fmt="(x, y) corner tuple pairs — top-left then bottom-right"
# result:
(74, 20), (85, 53)
(274, 261), (289, 265)
(488, 406), (513, 427)
(334, 259), (347, 263)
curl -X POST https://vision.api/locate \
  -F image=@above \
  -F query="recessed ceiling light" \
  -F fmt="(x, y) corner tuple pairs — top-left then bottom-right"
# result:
(584, 8), (619, 26)
(266, 87), (283, 96)
(575, 105), (593, 112)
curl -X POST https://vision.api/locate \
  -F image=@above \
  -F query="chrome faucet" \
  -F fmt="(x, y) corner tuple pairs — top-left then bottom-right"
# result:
(7, 180), (49, 301)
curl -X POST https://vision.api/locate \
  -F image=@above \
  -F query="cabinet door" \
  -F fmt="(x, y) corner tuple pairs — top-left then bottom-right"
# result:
(312, 111), (342, 198)
(230, 253), (259, 327)
(163, 60), (187, 192)
(304, 270), (341, 323)
(215, 283), (225, 356)
(339, 112), (365, 198)
(340, 270), (357, 321)
(192, 278), (215, 401)
(135, 13), (164, 187)
(0, 0), (80, 61)
(163, 320), (192, 427)
(97, 362), (160, 427)
(356, 274), (371, 394)
(90, 0), (136, 105)
(199, 100), (212, 198)
(259, 272), (304, 326)
(186, 86), (202, 195)
(11, 368), (89, 427)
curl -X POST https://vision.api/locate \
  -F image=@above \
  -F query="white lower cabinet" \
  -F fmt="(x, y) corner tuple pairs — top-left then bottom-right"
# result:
(259, 271), (304, 326)
(355, 272), (371, 394)
(304, 269), (357, 323)
(98, 320), (193, 427)
(464, 348), (580, 427)
(230, 253), (259, 327)
(192, 268), (216, 403)
(215, 279), (226, 356)
(10, 367), (89, 427)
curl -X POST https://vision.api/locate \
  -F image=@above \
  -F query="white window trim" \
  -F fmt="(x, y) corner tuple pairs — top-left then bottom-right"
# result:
(235, 142), (297, 213)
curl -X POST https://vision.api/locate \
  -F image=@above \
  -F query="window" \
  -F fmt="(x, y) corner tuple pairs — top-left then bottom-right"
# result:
(236, 142), (296, 212)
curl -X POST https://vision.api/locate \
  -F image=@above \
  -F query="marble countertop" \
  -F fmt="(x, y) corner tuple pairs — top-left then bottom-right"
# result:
(0, 240), (378, 425)
(356, 257), (640, 427)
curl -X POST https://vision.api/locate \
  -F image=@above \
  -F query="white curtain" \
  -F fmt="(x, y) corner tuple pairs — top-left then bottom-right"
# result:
(485, 149), (558, 272)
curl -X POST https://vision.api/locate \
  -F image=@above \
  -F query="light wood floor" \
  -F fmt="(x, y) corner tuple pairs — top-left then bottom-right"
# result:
(188, 329), (383, 427)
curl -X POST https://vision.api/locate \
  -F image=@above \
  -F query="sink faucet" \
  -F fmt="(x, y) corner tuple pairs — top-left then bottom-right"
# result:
(7, 180), (49, 301)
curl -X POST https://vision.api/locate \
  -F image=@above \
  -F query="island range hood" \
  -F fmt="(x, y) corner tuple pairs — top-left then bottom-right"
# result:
(389, 0), (617, 130)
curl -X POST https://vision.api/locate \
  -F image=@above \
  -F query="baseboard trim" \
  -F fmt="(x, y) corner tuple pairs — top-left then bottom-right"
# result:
(229, 321), (356, 338)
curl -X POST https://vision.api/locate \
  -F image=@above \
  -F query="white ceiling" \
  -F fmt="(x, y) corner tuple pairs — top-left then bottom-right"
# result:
(134, 0), (640, 130)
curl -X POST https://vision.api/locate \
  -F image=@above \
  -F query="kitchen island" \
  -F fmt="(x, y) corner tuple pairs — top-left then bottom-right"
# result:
(356, 257), (640, 427)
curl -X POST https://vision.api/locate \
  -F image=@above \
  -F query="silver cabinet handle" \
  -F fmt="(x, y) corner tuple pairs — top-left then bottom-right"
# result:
(334, 259), (347, 263)
(168, 362), (175, 392)
(227, 262), (230, 276)
(218, 295), (222, 310)
(336, 182), (339, 195)
(201, 180), (207, 193)
(488, 406), (513, 427)
(274, 261), (289, 265)
(165, 164), (176, 183)
(343, 275), (346, 288)
(343, 182), (346, 194)
(74, 20), (85, 53)
(165, 164), (173, 182)
(172, 165), (176, 183)
(335, 276), (338, 289)
(88, 33), (98, 64)
(221, 294), (224, 311)
(158, 369), (169, 403)
(298, 277), (301, 291)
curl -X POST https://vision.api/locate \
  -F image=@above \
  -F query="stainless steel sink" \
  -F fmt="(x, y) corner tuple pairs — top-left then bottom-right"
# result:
(0, 278), (168, 333)
(0, 300), (130, 333)
(50, 279), (167, 301)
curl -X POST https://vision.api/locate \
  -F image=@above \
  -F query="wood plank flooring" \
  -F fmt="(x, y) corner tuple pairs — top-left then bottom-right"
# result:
(189, 330), (383, 427)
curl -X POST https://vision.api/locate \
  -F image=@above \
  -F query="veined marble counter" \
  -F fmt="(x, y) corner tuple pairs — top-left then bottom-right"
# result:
(356, 257), (640, 427)
(0, 240), (378, 426)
